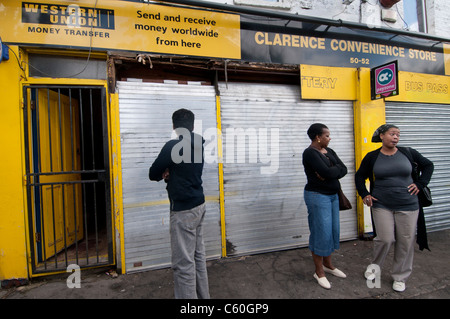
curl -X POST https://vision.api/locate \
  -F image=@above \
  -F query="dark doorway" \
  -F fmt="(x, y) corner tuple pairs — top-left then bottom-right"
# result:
(23, 85), (113, 274)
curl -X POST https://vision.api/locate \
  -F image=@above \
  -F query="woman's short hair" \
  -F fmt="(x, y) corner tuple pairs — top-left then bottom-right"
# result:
(307, 123), (328, 141)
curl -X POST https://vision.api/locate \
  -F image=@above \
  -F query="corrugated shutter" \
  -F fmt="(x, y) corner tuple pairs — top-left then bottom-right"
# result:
(218, 82), (357, 256)
(117, 80), (221, 272)
(386, 102), (450, 232)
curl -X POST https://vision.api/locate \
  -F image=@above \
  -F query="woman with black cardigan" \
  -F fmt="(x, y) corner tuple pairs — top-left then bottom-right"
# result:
(355, 124), (433, 292)
(303, 123), (348, 289)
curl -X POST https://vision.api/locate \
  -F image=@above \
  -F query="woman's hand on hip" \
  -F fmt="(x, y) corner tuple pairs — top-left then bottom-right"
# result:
(363, 195), (378, 207)
(408, 183), (420, 196)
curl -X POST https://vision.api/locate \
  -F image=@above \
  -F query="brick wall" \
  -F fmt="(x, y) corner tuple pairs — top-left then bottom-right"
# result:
(205, 0), (449, 36)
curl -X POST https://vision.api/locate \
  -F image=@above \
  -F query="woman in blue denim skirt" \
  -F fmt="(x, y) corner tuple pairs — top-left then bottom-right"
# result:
(302, 123), (348, 289)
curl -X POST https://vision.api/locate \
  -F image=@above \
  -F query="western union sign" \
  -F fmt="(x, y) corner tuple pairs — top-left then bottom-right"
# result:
(0, 0), (241, 59)
(21, 2), (115, 29)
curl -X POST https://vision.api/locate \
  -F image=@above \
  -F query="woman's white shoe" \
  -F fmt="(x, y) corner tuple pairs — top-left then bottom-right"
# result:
(392, 281), (406, 292)
(313, 273), (331, 289)
(323, 266), (347, 278)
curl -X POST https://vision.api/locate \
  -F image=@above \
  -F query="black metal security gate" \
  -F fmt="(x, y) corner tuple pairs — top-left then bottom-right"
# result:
(23, 85), (113, 274)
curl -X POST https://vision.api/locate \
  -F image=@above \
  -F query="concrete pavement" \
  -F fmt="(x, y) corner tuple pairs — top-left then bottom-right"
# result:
(2, 229), (449, 300)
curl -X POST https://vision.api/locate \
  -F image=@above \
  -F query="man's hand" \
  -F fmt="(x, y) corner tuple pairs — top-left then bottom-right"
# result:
(162, 168), (170, 181)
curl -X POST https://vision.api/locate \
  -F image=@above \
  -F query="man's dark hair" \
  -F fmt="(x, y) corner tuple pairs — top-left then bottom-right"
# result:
(307, 123), (328, 141)
(172, 108), (195, 132)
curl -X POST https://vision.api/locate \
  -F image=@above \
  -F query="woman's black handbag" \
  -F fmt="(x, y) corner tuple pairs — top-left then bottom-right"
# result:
(338, 188), (352, 210)
(412, 160), (432, 207)
(419, 185), (432, 207)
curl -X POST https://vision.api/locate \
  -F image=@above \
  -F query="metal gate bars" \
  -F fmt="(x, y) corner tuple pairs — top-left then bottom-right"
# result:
(23, 85), (113, 274)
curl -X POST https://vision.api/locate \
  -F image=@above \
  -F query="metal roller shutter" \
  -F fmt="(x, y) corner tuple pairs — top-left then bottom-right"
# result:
(386, 102), (450, 232)
(218, 82), (357, 256)
(117, 80), (221, 272)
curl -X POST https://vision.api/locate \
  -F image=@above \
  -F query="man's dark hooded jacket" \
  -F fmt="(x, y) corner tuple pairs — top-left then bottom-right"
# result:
(149, 132), (205, 212)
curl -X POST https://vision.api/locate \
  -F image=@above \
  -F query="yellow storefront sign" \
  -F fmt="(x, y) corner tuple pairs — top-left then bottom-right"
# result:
(387, 71), (450, 104)
(0, 0), (241, 59)
(300, 64), (356, 100)
(445, 44), (450, 76)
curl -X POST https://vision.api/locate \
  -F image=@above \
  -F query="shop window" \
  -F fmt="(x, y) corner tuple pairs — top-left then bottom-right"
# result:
(402, 0), (427, 32)
(233, 0), (291, 10)
(28, 54), (106, 79)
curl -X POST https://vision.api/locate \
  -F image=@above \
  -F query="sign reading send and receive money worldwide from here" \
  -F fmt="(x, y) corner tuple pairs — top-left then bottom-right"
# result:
(0, 0), (241, 59)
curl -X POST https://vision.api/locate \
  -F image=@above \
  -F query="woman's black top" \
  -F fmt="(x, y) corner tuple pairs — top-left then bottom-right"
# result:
(303, 146), (347, 195)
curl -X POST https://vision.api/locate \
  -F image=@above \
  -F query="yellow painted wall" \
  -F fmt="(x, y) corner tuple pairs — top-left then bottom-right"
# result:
(353, 68), (386, 236)
(0, 46), (29, 281)
(110, 92), (126, 274)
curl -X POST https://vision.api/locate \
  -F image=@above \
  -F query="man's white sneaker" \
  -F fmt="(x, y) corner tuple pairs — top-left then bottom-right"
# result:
(392, 281), (406, 292)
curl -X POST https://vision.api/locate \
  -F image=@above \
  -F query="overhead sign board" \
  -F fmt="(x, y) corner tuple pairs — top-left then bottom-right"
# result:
(300, 65), (356, 100)
(240, 18), (447, 76)
(387, 71), (449, 104)
(0, 1), (448, 76)
(0, 0), (241, 60)
(371, 61), (399, 100)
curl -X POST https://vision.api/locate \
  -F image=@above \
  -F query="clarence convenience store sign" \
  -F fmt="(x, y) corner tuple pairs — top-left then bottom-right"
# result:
(0, 0), (448, 76)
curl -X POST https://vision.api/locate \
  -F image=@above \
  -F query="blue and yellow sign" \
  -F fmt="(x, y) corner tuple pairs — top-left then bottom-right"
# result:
(0, 0), (241, 59)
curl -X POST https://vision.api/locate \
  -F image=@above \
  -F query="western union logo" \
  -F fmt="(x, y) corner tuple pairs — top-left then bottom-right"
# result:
(22, 2), (115, 30)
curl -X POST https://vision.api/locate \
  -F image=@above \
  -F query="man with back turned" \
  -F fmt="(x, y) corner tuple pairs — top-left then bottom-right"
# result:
(149, 108), (210, 299)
